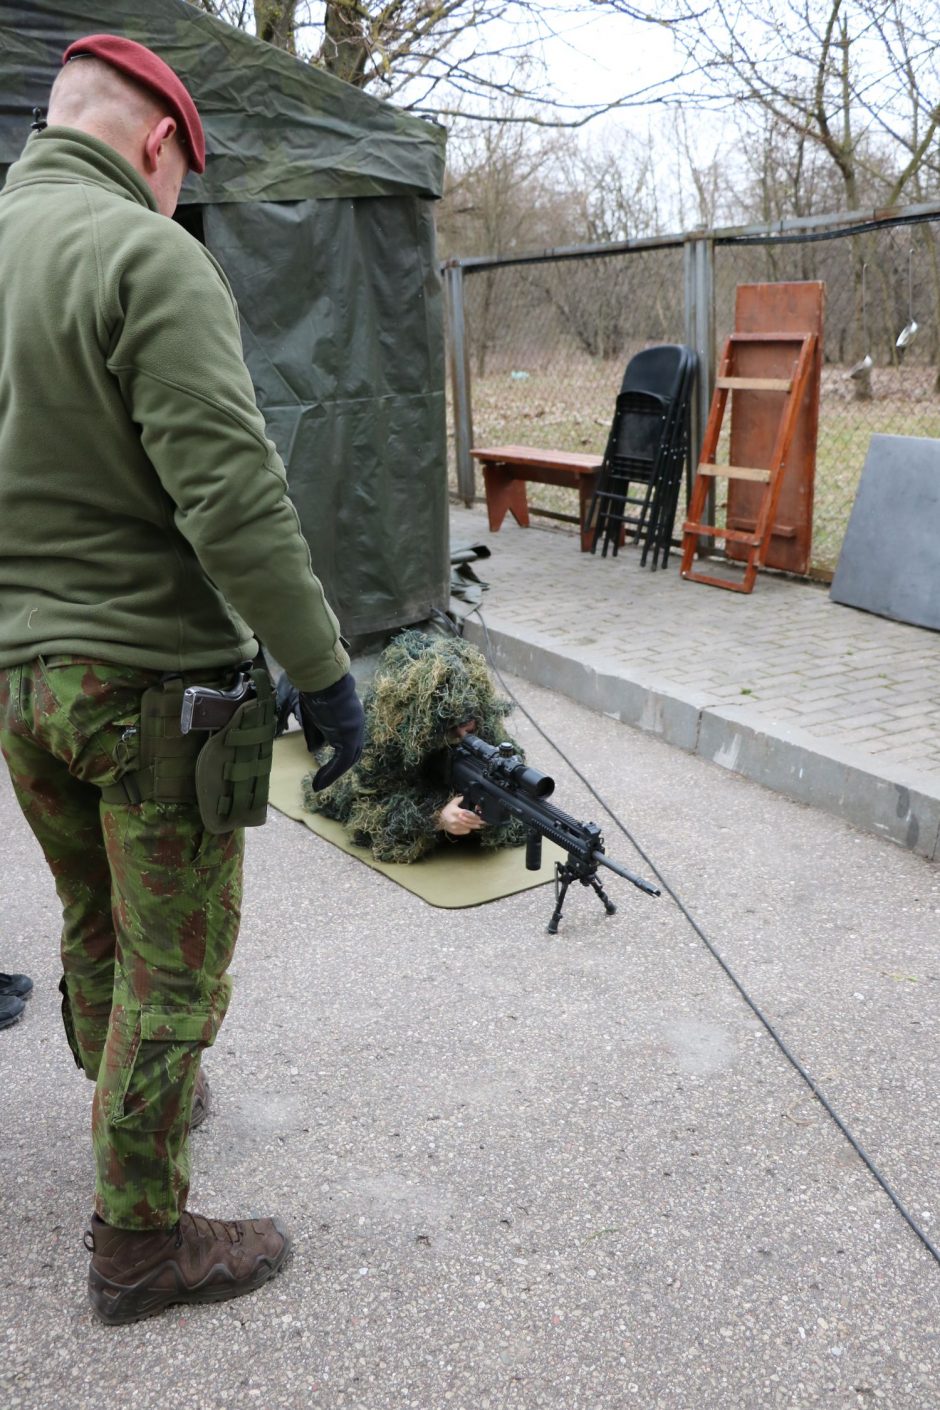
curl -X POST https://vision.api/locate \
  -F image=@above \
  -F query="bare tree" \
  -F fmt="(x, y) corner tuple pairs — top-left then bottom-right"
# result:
(651, 0), (940, 395)
(437, 118), (571, 256)
(195, 0), (255, 27)
(196, 0), (691, 127)
(255, 1), (299, 49)
(652, 0), (940, 206)
(554, 128), (664, 243)
(437, 114), (573, 372)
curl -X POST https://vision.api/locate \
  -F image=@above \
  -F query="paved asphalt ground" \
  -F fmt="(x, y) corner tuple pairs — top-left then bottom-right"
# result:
(1, 669), (938, 1409)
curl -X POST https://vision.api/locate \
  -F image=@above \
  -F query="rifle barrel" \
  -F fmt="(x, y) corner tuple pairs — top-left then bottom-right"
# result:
(593, 851), (661, 896)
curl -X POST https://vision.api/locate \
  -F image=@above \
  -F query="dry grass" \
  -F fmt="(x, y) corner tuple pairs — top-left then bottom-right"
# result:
(448, 357), (940, 574)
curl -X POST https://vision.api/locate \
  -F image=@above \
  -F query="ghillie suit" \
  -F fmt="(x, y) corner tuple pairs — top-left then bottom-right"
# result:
(302, 631), (527, 863)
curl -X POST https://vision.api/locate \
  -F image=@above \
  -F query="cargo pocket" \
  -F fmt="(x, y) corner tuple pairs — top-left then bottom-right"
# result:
(101, 1010), (141, 1125)
(105, 999), (226, 1131)
(58, 975), (84, 1071)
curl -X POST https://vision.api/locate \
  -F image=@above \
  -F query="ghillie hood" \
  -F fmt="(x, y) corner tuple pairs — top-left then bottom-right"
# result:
(364, 630), (515, 768)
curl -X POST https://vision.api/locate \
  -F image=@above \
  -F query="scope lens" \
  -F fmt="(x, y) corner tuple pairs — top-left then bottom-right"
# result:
(515, 765), (554, 797)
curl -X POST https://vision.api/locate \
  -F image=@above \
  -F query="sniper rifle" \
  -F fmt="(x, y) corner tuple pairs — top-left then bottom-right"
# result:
(451, 733), (659, 933)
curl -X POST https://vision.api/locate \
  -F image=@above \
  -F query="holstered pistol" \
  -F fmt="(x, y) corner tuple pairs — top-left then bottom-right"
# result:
(180, 674), (254, 734)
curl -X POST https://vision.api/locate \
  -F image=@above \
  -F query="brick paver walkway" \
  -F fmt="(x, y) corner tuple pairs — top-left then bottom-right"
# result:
(450, 505), (940, 785)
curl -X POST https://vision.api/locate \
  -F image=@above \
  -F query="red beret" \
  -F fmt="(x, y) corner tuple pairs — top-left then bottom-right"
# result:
(62, 34), (205, 174)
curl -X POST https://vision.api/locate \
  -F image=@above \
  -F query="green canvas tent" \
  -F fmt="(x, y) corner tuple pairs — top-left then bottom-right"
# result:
(0, 0), (449, 640)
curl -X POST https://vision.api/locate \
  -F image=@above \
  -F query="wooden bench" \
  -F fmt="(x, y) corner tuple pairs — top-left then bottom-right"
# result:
(470, 444), (604, 553)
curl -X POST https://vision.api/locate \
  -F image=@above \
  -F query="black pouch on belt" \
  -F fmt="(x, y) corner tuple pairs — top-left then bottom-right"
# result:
(194, 668), (276, 833)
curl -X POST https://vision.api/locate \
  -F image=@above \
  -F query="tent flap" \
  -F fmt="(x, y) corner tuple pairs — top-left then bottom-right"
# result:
(205, 197), (449, 638)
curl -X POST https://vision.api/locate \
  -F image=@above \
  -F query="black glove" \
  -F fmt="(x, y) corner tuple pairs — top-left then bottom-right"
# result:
(298, 672), (365, 791)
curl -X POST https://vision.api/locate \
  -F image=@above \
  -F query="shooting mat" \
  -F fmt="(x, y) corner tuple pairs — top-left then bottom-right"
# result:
(830, 434), (940, 630)
(268, 731), (563, 907)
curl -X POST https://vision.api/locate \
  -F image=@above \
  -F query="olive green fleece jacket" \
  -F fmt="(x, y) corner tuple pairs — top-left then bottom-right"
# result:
(0, 128), (349, 692)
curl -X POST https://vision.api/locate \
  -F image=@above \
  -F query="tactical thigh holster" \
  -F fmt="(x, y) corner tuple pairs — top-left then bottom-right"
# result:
(195, 670), (275, 833)
(100, 669), (275, 833)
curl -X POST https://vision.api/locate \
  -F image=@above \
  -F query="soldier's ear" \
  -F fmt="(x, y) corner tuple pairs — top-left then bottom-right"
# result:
(143, 115), (177, 175)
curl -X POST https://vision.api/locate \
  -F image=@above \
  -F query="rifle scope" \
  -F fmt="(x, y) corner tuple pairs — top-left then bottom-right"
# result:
(457, 734), (554, 799)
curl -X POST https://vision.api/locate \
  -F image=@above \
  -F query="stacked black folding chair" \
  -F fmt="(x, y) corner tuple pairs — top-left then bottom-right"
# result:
(587, 344), (697, 568)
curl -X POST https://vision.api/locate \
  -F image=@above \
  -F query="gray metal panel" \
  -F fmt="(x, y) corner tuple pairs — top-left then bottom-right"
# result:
(830, 434), (940, 631)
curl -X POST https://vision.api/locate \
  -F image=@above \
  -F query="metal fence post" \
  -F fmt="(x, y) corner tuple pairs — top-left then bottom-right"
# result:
(684, 234), (715, 528)
(443, 262), (475, 504)
(684, 234), (715, 466)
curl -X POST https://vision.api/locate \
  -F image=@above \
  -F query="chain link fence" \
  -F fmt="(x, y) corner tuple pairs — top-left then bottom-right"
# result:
(445, 206), (940, 576)
(448, 242), (685, 528)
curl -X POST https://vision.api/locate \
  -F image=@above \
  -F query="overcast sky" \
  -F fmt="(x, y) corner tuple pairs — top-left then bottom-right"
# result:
(538, 7), (680, 116)
(388, 3), (686, 134)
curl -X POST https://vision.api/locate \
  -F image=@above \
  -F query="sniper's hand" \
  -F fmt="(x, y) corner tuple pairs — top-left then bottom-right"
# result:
(298, 673), (365, 790)
(437, 795), (485, 836)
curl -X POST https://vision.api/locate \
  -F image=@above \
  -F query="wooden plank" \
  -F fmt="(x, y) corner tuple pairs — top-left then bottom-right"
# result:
(481, 465), (529, 533)
(729, 331), (810, 342)
(725, 282), (824, 575)
(697, 463), (772, 483)
(471, 444), (602, 473)
(682, 521), (759, 545)
(716, 376), (791, 392)
(505, 465), (599, 492)
(728, 514), (797, 537)
(681, 567), (754, 593)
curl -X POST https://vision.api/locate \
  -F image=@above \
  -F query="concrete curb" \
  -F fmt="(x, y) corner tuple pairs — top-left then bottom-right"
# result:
(463, 615), (940, 863)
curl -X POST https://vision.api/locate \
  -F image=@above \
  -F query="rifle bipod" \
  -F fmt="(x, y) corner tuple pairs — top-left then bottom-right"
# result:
(547, 855), (617, 935)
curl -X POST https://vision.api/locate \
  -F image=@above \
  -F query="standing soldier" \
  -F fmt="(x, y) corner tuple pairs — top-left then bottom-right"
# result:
(0, 35), (364, 1323)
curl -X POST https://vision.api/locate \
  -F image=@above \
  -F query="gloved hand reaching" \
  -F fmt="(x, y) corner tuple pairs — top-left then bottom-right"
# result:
(275, 671), (365, 790)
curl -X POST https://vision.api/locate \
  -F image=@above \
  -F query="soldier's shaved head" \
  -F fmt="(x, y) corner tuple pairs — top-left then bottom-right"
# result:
(48, 57), (166, 162)
(53, 34), (206, 172)
(46, 55), (188, 215)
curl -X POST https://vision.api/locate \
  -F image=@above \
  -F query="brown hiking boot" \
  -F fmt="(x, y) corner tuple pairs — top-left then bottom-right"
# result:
(86, 1211), (290, 1325)
(190, 1067), (210, 1130)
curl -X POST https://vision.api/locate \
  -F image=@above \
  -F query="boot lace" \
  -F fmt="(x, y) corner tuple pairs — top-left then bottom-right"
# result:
(176, 1211), (241, 1246)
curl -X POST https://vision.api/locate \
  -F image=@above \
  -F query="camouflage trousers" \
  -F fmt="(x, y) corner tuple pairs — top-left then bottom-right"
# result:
(0, 656), (243, 1231)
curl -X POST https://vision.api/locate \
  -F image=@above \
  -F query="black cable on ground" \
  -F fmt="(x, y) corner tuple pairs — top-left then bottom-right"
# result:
(465, 606), (940, 1270)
